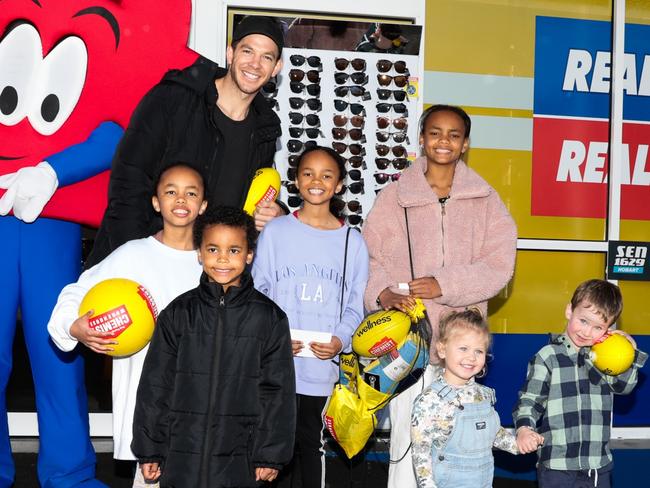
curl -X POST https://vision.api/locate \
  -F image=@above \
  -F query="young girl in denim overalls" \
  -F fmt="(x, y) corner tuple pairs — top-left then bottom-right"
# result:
(410, 309), (542, 487)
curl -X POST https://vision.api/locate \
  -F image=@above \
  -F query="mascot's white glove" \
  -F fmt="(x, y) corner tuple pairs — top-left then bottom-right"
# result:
(0, 162), (59, 223)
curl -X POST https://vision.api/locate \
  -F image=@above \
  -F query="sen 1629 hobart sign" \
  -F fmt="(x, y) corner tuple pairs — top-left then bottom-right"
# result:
(608, 241), (650, 281)
(532, 16), (650, 220)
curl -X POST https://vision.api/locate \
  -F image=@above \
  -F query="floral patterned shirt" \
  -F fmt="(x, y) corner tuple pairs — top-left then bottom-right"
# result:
(410, 371), (518, 488)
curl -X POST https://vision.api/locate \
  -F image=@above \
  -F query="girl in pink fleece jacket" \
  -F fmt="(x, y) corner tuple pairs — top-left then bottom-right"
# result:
(362, 104), (517, 488)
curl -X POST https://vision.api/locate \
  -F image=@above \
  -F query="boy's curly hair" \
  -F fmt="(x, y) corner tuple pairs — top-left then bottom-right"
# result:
(193, 206), (258, 251)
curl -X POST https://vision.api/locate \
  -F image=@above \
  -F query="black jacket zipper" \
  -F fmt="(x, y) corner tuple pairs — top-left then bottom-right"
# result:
(198, 295), (225, 486)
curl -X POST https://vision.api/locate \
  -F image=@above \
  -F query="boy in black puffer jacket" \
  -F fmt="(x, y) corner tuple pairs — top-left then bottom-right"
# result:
(132, 206), (296, 487)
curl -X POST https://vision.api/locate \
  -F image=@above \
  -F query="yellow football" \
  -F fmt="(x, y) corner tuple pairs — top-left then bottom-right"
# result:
(590, 333), (635, 376)
(243, 167), (281, 215)
(79, 278), (158, 357)
(352, 309), (412, 358)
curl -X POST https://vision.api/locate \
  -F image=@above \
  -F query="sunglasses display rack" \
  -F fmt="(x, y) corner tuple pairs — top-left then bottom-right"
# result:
(264, 47), (421, 228)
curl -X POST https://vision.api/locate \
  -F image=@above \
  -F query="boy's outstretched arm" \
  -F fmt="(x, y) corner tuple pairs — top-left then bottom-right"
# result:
(47, 245), (130, 353)
(253, 311), (296, 470)
(131, 308), (178, 466)
(513, 352), (551, 432)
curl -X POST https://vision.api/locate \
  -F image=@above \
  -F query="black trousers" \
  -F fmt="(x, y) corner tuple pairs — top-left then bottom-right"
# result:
(276, 394), (328, 488)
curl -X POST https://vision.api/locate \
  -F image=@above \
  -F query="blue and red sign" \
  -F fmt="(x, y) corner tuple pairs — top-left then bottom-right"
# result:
(532, 16), (650, 220)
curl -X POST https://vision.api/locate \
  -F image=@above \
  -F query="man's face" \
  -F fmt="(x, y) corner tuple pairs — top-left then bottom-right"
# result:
(226, 34), (282, 96)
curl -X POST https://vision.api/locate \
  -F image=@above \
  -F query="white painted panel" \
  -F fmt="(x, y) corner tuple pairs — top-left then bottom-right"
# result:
(423, 71), (533, 110)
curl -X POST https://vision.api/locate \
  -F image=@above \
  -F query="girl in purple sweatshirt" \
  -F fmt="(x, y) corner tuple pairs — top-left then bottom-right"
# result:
(252, 146), (369, 488)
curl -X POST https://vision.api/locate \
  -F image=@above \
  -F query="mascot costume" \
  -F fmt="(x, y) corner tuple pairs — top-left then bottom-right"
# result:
(0, 0), (197, 485)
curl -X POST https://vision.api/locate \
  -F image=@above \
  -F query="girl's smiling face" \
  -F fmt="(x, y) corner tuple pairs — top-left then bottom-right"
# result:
(419, 110), (469, 167)
(295, 150), (344, 207)
(437, 327), (489, 386)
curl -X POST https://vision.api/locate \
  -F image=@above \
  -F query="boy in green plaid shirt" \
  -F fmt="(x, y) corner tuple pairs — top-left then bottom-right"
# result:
(513, 279), (647, 488)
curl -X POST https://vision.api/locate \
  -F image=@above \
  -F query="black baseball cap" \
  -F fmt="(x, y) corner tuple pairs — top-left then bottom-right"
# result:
(232, 16), (284, 56)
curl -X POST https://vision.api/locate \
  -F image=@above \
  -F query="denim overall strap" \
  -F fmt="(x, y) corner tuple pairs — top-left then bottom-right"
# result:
(431, 388), (500, 488)
(427, 381), (458, 402)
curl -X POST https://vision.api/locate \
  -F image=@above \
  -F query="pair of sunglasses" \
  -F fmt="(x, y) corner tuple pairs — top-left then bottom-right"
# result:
(289, 127), (321, 139)
(347, 169), (363, 182)
(334, 85), (367, 97)
(337, 181), (365, 195)
(332, 142), (365, 156)
(282, 180), (299, 194)
(334, 58), (367, 71)
(287, 139), (317, 154)
(289, 97), (322, 111)
(333, 114), (365, 128)
(332, 127), (365, 142)
(347, 156), (366, 169)
(290, 54), (321, 68)
(264, 97), (279, 110)
(289, 69), (320, 84)
(376, 131), (409, 144)
(345, 200), (362, 213)
(289, 112), (319, 126)
(262, 81), (277, 94)
(376, 102), (408, 114)
(376, 59), (408, 73)
(377, 88), (407, 102)
(287, 195), (303, 207)
(377, 74), (409, 88)
(376, 144), (407, 158)
(374, 172), (401, 184)
(346, 214), (363, 226)
(334, 72), (368, 85)
(377, 116), (408, 131)
(375, 157), (410, 170)
(290, 82), (321, 96)
(334, 100), (365, 115)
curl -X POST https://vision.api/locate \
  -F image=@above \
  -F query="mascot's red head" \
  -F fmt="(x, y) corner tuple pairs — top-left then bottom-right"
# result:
(0, 0), (197, 225)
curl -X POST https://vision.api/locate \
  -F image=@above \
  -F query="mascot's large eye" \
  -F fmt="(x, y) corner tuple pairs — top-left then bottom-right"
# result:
(0, 23), (41, 126)
(28, 36), (87, 136)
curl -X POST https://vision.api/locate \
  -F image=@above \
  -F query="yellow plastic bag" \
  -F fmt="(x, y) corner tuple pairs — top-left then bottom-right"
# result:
(324, 369), (392, 459)
(324, 383), (375, 458)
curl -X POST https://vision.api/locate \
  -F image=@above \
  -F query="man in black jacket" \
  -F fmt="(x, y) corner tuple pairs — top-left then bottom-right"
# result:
(86, 16), (284, 267)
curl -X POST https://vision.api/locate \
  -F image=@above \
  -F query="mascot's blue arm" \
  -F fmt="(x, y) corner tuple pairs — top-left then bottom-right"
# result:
(46, 121), (124, 186)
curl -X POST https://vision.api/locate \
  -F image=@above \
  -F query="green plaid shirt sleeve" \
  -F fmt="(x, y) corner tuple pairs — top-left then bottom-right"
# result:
(513, 349), (551, 430)
(513, 334), (648, 471)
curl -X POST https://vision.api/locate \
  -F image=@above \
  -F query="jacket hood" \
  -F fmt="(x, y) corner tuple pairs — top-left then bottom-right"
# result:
(396, 156), (494, 208)
(161, 55), (279, 127)
(198, 270), (255, 307)
(162, 55), (223, 92)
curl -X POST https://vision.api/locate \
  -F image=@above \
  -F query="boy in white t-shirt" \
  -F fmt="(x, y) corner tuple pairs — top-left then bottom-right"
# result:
(48, 163), (207, 486)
